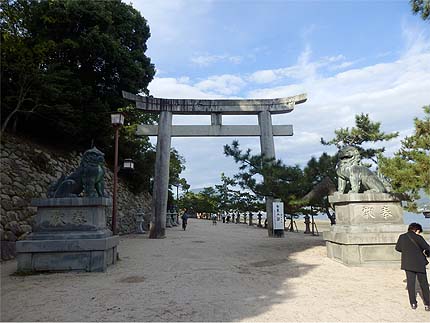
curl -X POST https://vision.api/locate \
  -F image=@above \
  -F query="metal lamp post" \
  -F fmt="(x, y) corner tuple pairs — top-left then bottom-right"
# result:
(111, 113), (124, 235)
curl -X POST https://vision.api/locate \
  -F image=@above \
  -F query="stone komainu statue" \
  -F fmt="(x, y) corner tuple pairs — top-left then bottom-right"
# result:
(336, 146), (389, 194)
(48, 147), (107, 198)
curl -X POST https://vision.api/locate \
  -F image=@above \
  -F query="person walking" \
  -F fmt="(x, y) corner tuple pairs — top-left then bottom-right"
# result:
(211, 213), (217, 225)
(181, 208), (189, 231)
(395, 222), (430, 311)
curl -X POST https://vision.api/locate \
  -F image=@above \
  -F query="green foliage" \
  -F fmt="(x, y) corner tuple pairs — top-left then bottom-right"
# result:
(1, 0), (50, 133)
(114, 105), (153, 192)
(214, 173), (237, 213)
(230, 191), (264, 213)
(224, 140), (308, 214)
(216, 173), (263, 213)
(167, 149), (188, 207)
(379, 106), (430, 211)
(410, 0), (430, 20)
(169, 149), (186, 190)
(1, 0), (155, 145)
(303, 153), (337, 186)
(178, 189), (218, 215)
(178, 172), (263, 215)
(1, 0), (162, 193)
(321, 113), (398, 165)
(301, 153), (337, 223)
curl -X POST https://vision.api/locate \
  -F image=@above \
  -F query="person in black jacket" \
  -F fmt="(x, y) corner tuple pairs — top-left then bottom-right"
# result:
(395, 223), (430, 311)
(181, 208), (189, 231)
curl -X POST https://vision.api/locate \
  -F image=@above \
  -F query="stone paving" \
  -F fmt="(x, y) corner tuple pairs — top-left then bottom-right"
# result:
(1, 219), (429, 322)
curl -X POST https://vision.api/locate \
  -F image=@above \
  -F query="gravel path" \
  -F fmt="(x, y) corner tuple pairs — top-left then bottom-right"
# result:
(1, 219), (428, 322)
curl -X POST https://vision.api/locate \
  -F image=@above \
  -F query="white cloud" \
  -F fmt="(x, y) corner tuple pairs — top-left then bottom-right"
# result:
(195, 74), (246, 96)
(328, 60), (358, 71)
(148, 77), (223, 99)
(249, 49), (430, 168)
(145, 20), (430, 188)
(401, 19), (430, 57)
(149, 75), (246, 98)
(191, 54), (243, 67)
(191, 55), (223, 67)
(248, 70), (278, 84)
(149, 40), (429, 168)
(247, 47), (350, 84)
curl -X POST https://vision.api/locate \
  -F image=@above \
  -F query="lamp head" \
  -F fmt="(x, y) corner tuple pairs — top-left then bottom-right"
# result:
(111, 113), (124, 126)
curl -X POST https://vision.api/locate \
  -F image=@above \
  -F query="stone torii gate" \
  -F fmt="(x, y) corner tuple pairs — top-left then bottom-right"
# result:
(123, 90), (307, 238)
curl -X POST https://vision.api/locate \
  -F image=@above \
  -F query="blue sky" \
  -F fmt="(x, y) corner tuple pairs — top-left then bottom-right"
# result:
(131, 0), (430, 190)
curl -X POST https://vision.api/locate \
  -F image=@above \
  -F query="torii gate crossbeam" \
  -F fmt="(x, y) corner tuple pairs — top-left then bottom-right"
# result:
(137, 125), (293, 137)
(123, 90), (307, 238)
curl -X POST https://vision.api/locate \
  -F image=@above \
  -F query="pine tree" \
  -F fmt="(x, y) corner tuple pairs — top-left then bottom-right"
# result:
(379, 106), (430, 211)
(321, 113), (398, 165)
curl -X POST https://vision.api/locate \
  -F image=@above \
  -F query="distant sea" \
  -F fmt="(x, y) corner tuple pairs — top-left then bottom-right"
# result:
(254, 211), (430, 230)
(295, 212), (430, 230)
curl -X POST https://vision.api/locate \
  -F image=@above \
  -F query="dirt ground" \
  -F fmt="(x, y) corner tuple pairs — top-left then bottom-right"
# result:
(1, 219), (429, 322)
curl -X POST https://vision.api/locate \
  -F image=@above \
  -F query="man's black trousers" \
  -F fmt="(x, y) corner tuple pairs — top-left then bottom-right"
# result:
(405, 270), (430, 305)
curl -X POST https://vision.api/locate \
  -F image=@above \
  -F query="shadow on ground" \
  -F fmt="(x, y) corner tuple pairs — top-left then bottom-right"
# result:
(1, 219), (327, 322)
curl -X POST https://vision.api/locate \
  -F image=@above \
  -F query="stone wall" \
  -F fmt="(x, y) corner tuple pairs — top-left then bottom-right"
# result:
(0, 134), (152, 260)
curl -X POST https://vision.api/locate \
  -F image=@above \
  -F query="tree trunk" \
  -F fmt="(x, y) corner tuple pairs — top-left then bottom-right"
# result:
(1, 80), (31, 135)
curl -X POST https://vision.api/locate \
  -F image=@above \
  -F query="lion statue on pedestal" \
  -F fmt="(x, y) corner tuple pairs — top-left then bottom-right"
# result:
(336, 146), (389, 194)
(48, 147), (107, 198)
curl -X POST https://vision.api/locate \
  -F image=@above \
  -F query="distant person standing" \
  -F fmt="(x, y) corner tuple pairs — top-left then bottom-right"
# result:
(222, 213), (226, 223)
(395, 223), (430, 311)
(181, 208), (189, 231)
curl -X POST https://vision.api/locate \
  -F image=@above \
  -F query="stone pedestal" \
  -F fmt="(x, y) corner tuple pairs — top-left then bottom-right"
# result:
(16, 197), (119, 273)
(323, 193), (406, 266)
(304, 215), (311, 234)
(168, 212), (178, 227)
(166, 213), (173, 228)
(136, 212), (146, 233)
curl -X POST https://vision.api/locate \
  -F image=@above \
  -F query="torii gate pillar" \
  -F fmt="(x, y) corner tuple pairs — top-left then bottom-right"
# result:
(149, 111), (172, 238)
(258, 110), (278, 237)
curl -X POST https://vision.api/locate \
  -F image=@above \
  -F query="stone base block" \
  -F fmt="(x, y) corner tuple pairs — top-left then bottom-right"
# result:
(16, 197), (118, 273)
(31, 197), (112, 232)
(324, 192), (406, 266)
(328, 192), (404, 226)
(1, 240), (16, 260)
(323, 226), (405, 266)
(325, 240), (401, 266)
(16, 235), (119, 272)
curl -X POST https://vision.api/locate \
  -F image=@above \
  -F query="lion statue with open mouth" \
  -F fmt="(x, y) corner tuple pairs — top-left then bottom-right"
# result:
(336, 146), (389, 194)
(47, 147), (106, 198)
